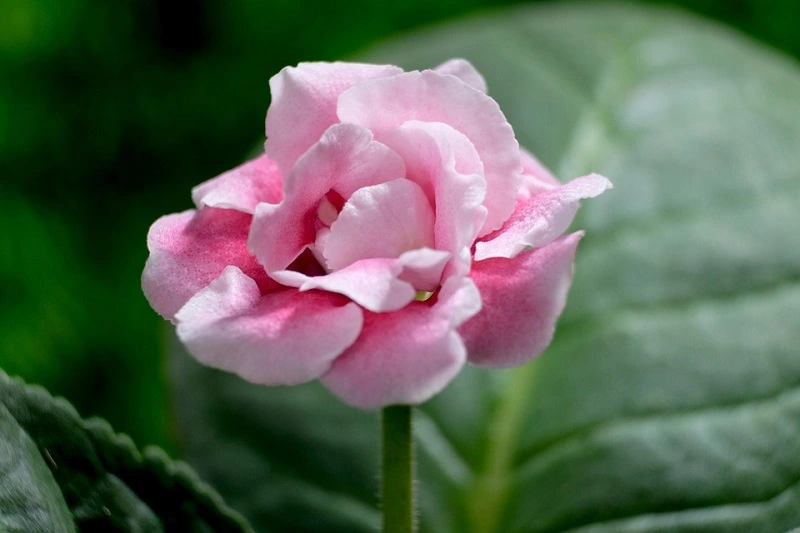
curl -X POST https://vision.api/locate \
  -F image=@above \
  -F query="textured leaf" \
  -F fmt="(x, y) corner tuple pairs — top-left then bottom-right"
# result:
(0, 403), (74, 532)
(169, 3), (800, 533)
(0, 369), (251, 532)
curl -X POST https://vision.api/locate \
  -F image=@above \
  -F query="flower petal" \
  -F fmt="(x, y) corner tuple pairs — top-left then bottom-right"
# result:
(249, 124), (405, 274)
(462, 232), (582, 367)
(265, 62), (403, 176)
(323, 179), (435, 272)
(295, 258), (416, 313)
(175, 266), (363, 385)
(273, 248), (450, 312)
(519, 147), (561, 198)
(322, 276), (482, 409)
(337, 69), (521, 236)
(273, 247), (450, 311)
(397, 248), (450, 292)
(381, 121), (487, 278)
(142, 208), (275, 321)
(191, 154), (283, 214)
(434, 58), (488, 93)
(474, 173), (611, 260)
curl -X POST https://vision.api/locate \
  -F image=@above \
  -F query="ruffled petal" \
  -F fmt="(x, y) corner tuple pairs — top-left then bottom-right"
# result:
(249, 124), (405, 274)
(381, 121), (487, 278)
(397, 248), (450, 292)
(293, 258), (416, 313)
(191, 154), (283, 214)
(474, 173), (611, 260)
(272, 247), (449, 311)
(322, 276), (482, 409)
(142, 208), (275, 321)
(337, 70), (521, 236)
(322, 179), (435, 271)
(265, 62), (403, 175)
(434, 58), (488, 93)
(175, 266), (363, 385)
(462, 232), (582, 367)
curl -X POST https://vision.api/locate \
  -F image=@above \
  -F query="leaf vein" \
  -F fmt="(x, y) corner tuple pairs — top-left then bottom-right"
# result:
(515, 376), (800, 474)
(549, 468), (800, 533)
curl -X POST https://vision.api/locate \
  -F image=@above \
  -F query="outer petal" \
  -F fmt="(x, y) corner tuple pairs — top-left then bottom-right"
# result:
(265, 62), (403, 176)
(175, 266), (363, 386)
(462, 232), (582, 367)
(249, 124), (405, 273)
(191, 154), (283, 214)
(381, 121), (487, 278)
(474, 173), (611, 260)
(142, 208), (275, 321)
(337, 70), (521, 236)
(434, 59), (488, 93)
(322, 276), (482, 409)
(322, 179), (435, 271)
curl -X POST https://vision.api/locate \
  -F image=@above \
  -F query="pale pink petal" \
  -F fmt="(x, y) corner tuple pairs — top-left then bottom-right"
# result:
(381, 121), (487, 278)
(142, 208), (275, 321)
(295, 258), (416, 313)
(191, 154), (283, 214)
(462, 232), (582, 367)
(323, 179), (435, 272)
(397, 248), (450, 292)
(175, 266), (363, 385)
(434, 59), (488, 93)
(519, 147), (561, 198)
(380, 121), (484, 202)
(248, 200), (311, 277)
(249, 124), (405, 273)
(281, 123), (406, 201)
(272, 249), (449, 312)
(322, 277), (482, 409)
(265, 62), (403, 176)
(337, 70), (521, 236)
(474, 174), (611, 261)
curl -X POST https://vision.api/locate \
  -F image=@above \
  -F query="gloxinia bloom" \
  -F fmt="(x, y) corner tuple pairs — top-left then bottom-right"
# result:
(142, 59), (611, 409)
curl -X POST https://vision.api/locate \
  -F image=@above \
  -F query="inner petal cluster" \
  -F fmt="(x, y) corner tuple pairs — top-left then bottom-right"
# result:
(321, 179), (435, 273)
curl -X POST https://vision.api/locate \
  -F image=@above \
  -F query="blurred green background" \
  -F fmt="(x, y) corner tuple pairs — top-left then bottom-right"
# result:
(1, 0), (798, 453)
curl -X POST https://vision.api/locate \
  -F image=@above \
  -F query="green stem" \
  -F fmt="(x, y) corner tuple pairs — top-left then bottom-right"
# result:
(381, 405), (415, 533)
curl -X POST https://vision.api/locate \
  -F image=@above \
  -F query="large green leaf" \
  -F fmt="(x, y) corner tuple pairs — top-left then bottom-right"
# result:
(169, 3), (800, 532)
(0, 370), (251, 532)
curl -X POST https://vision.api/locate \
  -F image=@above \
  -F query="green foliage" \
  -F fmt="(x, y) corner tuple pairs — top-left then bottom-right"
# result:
(0, 195), (88, 386)
(0, 369), (251, 532)
(169, 4), (800, 532)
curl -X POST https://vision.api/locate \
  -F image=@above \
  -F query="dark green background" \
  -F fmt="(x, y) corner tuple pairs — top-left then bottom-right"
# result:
(1, 0), (797, 452)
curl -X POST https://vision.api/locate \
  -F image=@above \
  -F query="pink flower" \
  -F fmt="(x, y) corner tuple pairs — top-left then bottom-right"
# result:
(142, 60), (611, 409)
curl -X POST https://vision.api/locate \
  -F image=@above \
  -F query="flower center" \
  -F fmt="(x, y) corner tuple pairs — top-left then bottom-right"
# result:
(316, 190), (346, 228)
(415, 290), (434, 302)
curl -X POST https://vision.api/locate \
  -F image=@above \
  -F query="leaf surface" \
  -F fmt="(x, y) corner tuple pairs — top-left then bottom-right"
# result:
(0, 370), (251, 532)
